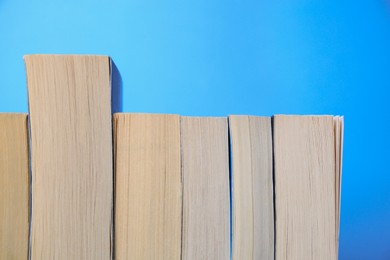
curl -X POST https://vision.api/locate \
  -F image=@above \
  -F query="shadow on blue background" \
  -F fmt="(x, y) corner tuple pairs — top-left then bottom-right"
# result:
(111, 59), (122, 113)
(1, 0), (389, 259)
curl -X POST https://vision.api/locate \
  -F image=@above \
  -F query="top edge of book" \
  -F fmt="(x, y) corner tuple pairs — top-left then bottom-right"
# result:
(113, 112), (179, 117)
(229, 115), (271, 118)
(0, 112), (28, 116)
(23, 54), (110, 60)
(181, 116), (228, 119)
(0, 113), (28, 120)
(273, 114), (343, 118)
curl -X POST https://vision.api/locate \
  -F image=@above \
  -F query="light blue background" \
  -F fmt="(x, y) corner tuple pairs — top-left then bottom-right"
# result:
(1, 1), (389, 259)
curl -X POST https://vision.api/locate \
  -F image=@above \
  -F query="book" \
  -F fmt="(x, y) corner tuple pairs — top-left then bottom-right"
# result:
(25, 55), (113, 259)
(229, 115), (274, 260)
(113, 113), (181, 259)
(0, 114), (29, 260)
(273, 115), (343, 260)
(181, 117), (230, 260)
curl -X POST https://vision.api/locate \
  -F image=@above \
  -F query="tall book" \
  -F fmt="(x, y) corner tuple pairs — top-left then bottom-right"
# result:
(114, 113), (181, 259)
(25, 55), (113, 259)
(0, 114), (29, 260)
(181, 117), (230, 260)
(273, 115), (343, 260)
(229, 115), (274, 260)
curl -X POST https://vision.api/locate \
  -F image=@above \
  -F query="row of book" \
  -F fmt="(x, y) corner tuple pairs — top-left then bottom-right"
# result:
(0, 55), (343, 260)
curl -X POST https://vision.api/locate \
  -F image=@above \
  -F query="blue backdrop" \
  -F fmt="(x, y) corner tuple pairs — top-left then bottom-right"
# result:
(1, 1), (389, 259)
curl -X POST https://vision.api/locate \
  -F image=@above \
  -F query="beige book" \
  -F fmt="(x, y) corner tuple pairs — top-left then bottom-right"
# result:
(181, 117), (230, 260)
(25, 55), (113, 259)
(229, 115), (274, 260)
(113, 113), (181, 259)
(273, 115), (343, 260)
(0, 114), (29, 260)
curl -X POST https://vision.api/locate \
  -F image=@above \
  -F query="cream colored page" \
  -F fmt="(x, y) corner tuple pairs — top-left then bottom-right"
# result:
(114, 113), (181, 260)
(181, 117), (230, 260)
(25, 55), (113, 260)
(0, 114), (29, 260)
(229, 115), (274, 260)
(274, 115), (337, 260)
